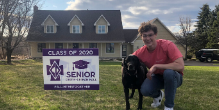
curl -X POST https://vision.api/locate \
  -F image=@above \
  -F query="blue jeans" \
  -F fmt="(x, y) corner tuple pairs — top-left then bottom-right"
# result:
(140, 69), (183, 108)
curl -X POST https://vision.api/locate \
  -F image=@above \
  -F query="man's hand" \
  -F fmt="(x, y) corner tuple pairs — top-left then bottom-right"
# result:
(147, 65), (157, 80)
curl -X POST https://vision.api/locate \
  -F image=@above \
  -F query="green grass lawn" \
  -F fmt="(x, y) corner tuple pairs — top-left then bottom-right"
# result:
(0, 60), (219, 110)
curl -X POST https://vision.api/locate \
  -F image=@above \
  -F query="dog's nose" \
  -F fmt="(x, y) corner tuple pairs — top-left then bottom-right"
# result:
(130, 65), (133, 68)
(129, 65), (134, 69)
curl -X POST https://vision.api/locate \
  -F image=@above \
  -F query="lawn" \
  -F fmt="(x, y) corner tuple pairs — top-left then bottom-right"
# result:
(0, 60), (219, 110)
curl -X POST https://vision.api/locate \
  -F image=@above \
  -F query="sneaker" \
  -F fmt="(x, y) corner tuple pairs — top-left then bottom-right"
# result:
(151, 90), (164, 108)
(164, 106), (173, 110)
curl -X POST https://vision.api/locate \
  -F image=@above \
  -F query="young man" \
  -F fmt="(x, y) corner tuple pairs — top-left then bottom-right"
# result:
(132, 22), (184, 110)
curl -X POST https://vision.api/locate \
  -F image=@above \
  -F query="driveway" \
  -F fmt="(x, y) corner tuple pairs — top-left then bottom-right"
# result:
(184, 60), (219, 66)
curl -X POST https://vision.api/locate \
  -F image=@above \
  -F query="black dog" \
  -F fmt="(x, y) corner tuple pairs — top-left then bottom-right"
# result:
(122, 55), (148, 110)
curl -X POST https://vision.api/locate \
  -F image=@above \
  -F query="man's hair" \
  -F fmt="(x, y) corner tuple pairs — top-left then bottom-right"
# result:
(138, 22), (157, 36)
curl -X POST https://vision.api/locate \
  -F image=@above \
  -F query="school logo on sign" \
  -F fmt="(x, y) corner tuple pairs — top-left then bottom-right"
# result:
(46, 59), (64, 81)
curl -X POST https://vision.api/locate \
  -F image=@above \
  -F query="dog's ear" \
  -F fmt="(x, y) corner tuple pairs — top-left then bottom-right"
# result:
(133, 55), (141, 68)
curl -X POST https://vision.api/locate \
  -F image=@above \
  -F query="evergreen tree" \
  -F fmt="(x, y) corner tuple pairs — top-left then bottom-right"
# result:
(206, 11), (216, 48)
(212, 4), (219, 17)
(208, 12), (219, 48)
(207, 4), (219, 48)
(195, 4), (211, 49)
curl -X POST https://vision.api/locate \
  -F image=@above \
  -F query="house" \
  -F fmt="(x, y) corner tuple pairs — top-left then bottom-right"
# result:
(27, 6), (185, 59)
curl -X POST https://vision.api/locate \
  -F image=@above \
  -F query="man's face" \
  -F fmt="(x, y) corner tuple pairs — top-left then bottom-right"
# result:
(141, 30), (157, 48)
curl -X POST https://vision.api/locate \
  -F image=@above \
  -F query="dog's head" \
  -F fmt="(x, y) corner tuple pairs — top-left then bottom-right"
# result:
(123, 55), (140, 73)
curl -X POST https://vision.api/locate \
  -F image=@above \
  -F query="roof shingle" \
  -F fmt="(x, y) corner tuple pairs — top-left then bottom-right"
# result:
(123, 29), (138, 42)
(27, 10), (125, 43)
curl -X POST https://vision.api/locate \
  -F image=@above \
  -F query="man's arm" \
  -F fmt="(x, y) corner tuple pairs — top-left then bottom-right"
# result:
(147, 57), (184, 80)
(153, 57), (184, 72)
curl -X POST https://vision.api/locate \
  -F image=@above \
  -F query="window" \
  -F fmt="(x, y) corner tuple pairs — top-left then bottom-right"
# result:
(122, 45), (127, 56)
(89, 43), (97, 48)
(55, 43), (63, 49)
(98, 25), (106, 33)
(106, 43), (114, 53)
(73, 25), (80, 33)
(38, 43), (46, 52)
(47, 25), (54, 33)
(73, 43), (79, 48)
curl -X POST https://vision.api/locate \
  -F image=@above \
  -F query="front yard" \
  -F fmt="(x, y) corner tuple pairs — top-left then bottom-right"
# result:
(0, 60), (219, 110)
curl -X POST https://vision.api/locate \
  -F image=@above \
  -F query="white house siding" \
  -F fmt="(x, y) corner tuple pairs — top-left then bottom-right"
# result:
(100, 43), (121, 58)
(133, 40), (144, 52)
(153, 20), (186, 58)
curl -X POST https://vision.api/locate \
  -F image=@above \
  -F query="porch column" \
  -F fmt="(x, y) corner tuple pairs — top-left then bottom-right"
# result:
(120, 43), (122, 58)
(30, 43), (32, 58)
(101, 43), (102, 57)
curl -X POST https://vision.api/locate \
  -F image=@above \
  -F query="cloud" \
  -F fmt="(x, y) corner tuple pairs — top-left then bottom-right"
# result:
(128, 6), (181, 15)
(128, 6), (148, 15)
(65, 0), (219, 32)
(190, 22), (197, 32)
(168, 21), (197, 34)
(53, 5), (57, 8)
(123, 22), (140, 29)
(167, 25), (181, 33)
(122, 15), (136, 20)
(66, 0), (81, 10)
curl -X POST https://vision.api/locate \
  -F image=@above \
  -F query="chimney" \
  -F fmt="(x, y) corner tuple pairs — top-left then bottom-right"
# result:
(34, 5), (38, 12)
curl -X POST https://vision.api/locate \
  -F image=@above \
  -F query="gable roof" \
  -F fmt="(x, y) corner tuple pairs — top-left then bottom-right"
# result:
(41, 15), (59, 26)
(152, 18), (185, 48)
(94, 15), (110, 26)
(67, 15), (84, 26)
(130, 18), (181, 44)
(151, 18), (177, 39)
(148, 18), (156, 24)
(130, 18), (159, 43)
(27, 10), (124, 42)
(123, 29), (138, 43)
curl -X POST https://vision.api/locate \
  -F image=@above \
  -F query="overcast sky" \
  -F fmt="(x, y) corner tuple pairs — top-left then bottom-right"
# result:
(41, 0), (219, 33)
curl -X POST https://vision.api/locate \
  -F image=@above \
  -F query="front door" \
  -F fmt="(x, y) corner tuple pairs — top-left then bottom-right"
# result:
(122, 45), (127, 57)
(73, 43), (79, 48)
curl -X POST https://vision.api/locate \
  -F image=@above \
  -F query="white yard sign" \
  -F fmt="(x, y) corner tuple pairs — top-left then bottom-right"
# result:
(43, 49), (99, 90)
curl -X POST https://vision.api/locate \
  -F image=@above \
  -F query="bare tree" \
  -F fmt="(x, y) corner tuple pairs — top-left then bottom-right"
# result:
(0, 0), (6, 59)
(177, 17), (192, 60)
(0, 0), (39, 64)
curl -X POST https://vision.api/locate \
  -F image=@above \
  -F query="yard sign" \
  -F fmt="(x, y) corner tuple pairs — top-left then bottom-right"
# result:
(43, 49), (99, 90)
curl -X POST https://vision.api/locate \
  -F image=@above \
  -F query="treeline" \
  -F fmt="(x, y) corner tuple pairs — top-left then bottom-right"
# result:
(177, 4), (219, 56)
